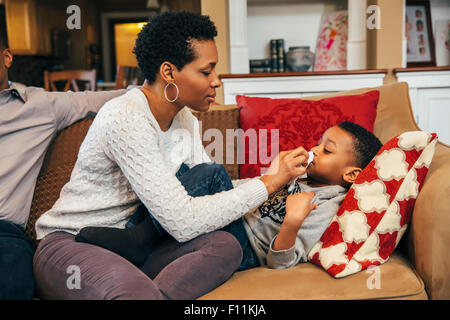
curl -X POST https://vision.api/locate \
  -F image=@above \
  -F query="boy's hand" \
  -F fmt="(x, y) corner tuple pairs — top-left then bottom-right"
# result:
(284, 192), (318, 230)
(272, 191), (318, 252)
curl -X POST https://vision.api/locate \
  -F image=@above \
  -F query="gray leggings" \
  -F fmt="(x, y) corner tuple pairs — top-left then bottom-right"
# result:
(33, 230), (242, 300)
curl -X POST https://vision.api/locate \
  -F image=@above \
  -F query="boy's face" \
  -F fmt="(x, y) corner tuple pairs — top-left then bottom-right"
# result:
(306, 126), (361, 187)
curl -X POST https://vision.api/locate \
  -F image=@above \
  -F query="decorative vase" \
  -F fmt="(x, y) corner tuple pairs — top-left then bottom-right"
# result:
(286, 46), (315, 72)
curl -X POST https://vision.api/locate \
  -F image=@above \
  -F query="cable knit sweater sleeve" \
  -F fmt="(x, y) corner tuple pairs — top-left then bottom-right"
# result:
(101, 100), (268, 243)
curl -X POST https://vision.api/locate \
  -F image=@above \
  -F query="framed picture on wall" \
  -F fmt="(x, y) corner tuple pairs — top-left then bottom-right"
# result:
(405, 0), (436, 67)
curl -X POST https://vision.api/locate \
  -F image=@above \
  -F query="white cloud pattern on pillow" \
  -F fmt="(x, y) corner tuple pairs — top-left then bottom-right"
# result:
(376, 201), (401, 233)
(414, 139), (437, 169)
(375, 148), (408, 181)
(398, 131), (431, 151)
(337, 210), (370, 243)
(353, 181), (390, 212)
(353, 233), (382, 262)
(339, 260), (362, 277)
(395, 169), (419, 201)
(318, 242), (348, 269)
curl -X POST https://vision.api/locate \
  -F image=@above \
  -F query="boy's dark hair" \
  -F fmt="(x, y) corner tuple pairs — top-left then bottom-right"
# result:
(338, 121), (383, 170)
(134, 11), (217, 84)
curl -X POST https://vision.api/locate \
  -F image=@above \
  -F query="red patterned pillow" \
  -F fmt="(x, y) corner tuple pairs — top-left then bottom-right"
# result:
(308, 131), (438, 278)
(236, 91), (379, 178)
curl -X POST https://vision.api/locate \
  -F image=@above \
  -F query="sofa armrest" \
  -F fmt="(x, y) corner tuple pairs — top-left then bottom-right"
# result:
(409, 142), (450, 299)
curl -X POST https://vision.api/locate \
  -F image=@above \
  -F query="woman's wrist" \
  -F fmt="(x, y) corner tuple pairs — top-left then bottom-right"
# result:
(259, 175), (275, 195)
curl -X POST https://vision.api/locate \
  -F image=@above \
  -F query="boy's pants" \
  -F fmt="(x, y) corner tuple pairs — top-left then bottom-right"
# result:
(129, 162), (261, 271)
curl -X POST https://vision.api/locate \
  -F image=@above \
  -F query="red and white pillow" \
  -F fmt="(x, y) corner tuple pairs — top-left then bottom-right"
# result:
(308, 131), (438, 278)
(236, 91), (379, 179)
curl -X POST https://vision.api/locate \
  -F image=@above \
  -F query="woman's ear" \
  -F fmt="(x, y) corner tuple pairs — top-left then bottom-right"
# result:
(159, 61), (177, 83)
(342, 166), (362, 184)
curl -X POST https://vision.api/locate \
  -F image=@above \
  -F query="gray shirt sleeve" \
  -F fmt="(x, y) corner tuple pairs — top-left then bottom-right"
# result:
(266, 193), (346, 269)
(48, 89), (126, 131)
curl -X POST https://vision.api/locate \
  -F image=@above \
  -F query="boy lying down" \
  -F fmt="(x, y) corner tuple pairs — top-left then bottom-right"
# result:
(76, 121), (382, 270)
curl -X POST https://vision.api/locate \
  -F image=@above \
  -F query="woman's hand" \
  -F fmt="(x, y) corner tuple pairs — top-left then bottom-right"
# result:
(260, 147), (310, 195)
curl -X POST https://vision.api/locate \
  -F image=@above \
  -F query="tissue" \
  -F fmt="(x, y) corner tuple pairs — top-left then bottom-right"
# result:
(306, 151), (314, 167)
(288, 151), (314, 192)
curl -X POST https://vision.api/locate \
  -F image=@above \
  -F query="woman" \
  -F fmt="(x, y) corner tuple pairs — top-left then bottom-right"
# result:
(33, 11), (307, 300)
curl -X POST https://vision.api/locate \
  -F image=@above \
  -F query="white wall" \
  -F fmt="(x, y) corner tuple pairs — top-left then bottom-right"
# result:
(246, 0), (346, 60)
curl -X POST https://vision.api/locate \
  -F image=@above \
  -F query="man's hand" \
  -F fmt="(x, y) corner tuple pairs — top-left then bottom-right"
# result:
(272, 191), (317, 251)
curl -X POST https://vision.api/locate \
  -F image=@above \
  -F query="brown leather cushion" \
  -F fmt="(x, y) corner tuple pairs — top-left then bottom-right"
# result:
(192, 106), (240, 180)
(26, 164), (74, 242)
(199, 252), (427, 300)
(26, 118), (94, 243)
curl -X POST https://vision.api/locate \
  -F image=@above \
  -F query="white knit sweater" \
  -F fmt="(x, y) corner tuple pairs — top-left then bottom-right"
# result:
(35, 88), (268, 242)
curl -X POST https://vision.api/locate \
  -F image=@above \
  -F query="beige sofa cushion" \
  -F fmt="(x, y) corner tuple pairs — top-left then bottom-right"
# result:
(200, 252), (427, 300)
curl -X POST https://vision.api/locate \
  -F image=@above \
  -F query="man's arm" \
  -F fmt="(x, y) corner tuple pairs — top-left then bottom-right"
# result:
(48, 89), (127, 131)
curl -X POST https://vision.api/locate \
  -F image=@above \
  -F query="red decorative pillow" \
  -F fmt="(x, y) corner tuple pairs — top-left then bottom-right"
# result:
(236, 91), (380, 178)
(308, 131), (438, 278)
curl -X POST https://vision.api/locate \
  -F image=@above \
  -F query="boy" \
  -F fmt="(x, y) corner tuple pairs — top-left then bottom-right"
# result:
(77, 121), (382, 270)
(236, 121), (382, 269)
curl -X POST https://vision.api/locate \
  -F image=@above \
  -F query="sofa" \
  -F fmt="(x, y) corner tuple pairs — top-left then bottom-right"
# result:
(26, 81), (450, 300)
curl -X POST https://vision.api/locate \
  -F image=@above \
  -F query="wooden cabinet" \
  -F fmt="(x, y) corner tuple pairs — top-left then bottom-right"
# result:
(395, 67), (450, 145)
(220, 69), (387, 104)
(4, 0), (50, 55)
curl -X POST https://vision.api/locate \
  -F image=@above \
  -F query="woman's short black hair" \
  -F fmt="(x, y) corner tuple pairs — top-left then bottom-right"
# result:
(134, 11), (217, 84)
(338, 121), (383, 170)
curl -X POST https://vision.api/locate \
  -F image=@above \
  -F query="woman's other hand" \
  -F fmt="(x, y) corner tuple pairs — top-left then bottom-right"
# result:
(260, 146), (310, 195)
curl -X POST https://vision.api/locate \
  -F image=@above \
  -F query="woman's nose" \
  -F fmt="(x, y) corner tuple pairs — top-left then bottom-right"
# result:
(211, 72), (221, 88)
